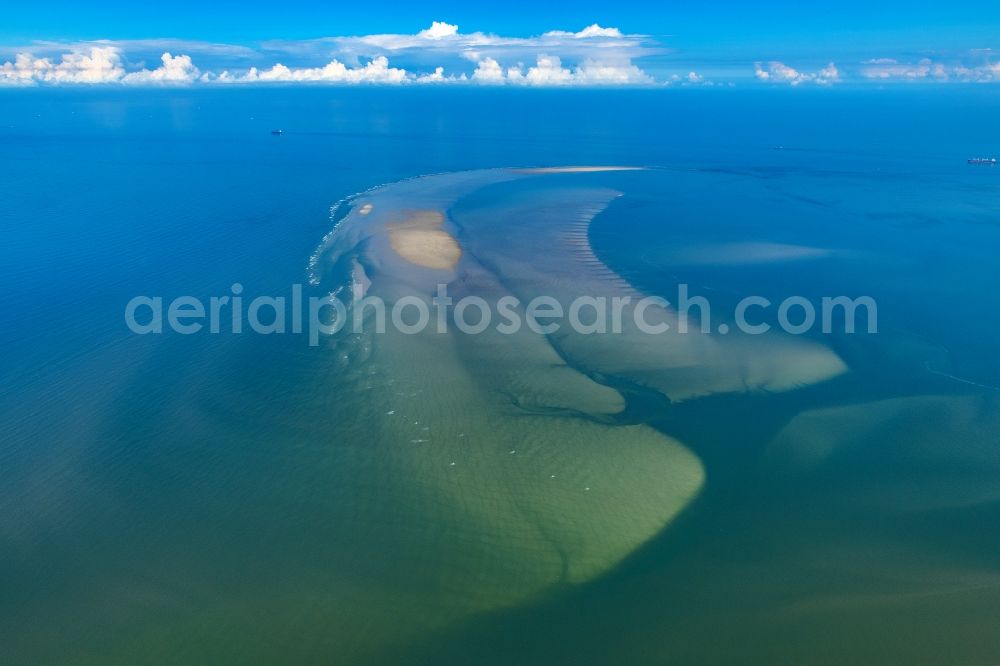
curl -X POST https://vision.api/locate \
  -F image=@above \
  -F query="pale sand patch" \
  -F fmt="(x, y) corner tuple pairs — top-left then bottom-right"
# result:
(387, 210), (461, 270)
(358, 203), (374, 215)
(514, 166), (646, 174)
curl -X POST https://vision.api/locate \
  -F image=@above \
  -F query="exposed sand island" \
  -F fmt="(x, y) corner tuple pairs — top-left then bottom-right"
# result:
(387, 210), (461, 270)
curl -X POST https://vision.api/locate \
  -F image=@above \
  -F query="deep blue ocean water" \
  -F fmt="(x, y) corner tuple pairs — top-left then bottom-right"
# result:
(2, 87), (999, 663)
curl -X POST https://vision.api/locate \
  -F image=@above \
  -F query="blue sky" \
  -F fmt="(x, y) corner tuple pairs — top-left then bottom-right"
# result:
(2, 0), (996, 45)
(1, 1), (998, 86)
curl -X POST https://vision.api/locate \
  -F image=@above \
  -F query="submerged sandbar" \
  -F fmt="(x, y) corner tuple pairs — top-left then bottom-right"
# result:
(514, 166), (646, 174)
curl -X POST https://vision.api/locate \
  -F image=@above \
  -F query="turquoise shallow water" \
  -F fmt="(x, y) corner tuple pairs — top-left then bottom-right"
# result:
(1, 87), (1000, 663)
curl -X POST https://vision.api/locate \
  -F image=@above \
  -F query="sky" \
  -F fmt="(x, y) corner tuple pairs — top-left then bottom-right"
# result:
(1, 0), (999, 87)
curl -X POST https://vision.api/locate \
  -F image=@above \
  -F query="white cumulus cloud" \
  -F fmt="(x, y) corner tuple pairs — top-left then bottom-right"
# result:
(754, 61), (839, 85)
(0, 22), (661, 87)
(416, 66), (465, 83)
(543, 24), (624, 39)
(524, 55), (574, 85)
(1, 47), (125, 85)
(860, 58), (937, 80)
(573, 58), (654, 85)
(264, 22), (656, 78)
(417, 21), (460, 40)
(471, 57), (506, 83)
(211, 55), (408, 83)
(469, 54), (652, 86)
(858, 58), (1000, 82)
(122, 52), (199, 84)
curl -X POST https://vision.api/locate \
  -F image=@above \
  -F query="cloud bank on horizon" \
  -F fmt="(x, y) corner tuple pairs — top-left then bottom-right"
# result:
(2, 22), (999, 87)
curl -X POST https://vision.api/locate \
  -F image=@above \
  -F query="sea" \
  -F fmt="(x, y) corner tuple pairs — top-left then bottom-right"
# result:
(1, 86), (999, 664)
